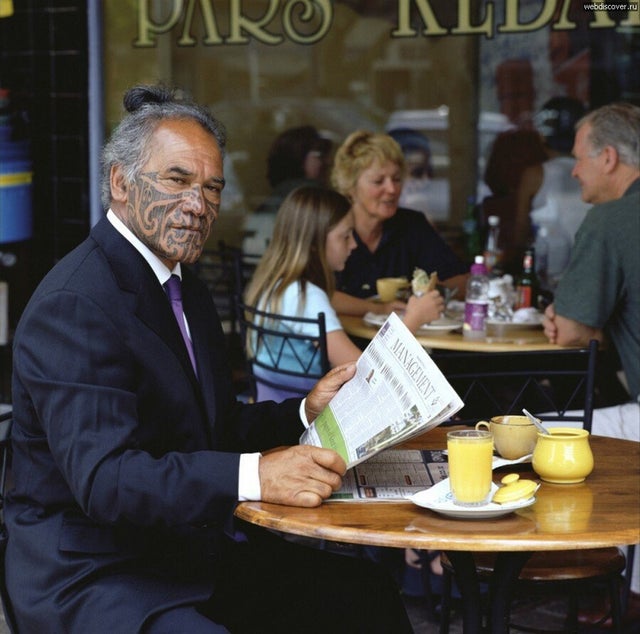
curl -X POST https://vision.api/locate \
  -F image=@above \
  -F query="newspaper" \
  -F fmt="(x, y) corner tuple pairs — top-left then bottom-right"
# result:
(329, 448), (449, 502)
(300, 312), (464, 468)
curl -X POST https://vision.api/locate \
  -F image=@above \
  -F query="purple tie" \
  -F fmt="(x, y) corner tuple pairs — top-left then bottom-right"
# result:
(164, 275), (198, 375)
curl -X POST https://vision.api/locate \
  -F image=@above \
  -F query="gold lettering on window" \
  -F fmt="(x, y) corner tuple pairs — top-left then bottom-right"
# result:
(282, 0), (332, 44)
(392, 0), (447, 36)
(178, 0), (223, 45)
(227, 0), (281, 44)
(452, 0), (493, 36)
(136, 0), (184, 47)
(134, 0), (630, 48)
(499, 0), (557, 33)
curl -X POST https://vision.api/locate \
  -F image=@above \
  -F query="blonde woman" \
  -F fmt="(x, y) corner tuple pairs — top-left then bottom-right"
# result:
(245, 185), (443, 400)
(331, 130), (468, 316)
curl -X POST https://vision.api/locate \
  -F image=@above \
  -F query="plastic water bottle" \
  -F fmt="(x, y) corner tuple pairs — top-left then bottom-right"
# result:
(463, 255), (490, 339)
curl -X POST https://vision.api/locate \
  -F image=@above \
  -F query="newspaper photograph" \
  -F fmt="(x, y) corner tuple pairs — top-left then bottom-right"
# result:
(300, 312), (464, 468)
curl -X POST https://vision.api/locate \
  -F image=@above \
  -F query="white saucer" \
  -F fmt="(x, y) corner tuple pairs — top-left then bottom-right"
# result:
(409, 479), (536, 519)
(418, 318), (463, 334)
(486, 315), (543, 329)
(363, 312), (462, 334)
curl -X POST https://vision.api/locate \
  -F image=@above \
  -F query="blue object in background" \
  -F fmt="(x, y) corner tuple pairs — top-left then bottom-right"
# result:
(0, 123), (33, 243)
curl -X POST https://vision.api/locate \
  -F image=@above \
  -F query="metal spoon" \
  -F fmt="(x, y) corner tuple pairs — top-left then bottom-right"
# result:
(522, 408), (550, 435)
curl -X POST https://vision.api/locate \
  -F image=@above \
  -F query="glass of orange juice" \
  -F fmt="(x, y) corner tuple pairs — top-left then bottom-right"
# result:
(447, 429), (494, 506)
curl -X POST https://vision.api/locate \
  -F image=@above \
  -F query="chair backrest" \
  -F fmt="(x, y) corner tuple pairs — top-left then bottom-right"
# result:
(0, 409), (18, 633)
(190, 244), (239, 334)
(232, 249), (261, 299)
(191, 244), (263, 331)
(433, 339), (598, 431)
(235, 298), (330, 402)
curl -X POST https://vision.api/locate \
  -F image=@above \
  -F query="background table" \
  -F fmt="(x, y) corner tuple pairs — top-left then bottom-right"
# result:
(236, 428), (640, 632)
(339, 313), (572, 353)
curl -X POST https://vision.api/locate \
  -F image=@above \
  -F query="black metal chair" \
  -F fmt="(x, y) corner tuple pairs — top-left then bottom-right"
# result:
(432, 341), (598, 430)
(0, 409), (18, 633)
(191, 244), (261, 398)
(231, 249), (261, 300)
(235, 299), (329, 402)
(435, 340), (628, 633)
(190, 244), (239, 335)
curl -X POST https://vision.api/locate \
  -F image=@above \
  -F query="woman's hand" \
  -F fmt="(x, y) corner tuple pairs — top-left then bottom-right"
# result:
(402, 290), (444, 333)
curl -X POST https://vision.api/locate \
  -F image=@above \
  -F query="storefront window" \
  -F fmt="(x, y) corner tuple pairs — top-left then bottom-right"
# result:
(102, 0), (639, 249)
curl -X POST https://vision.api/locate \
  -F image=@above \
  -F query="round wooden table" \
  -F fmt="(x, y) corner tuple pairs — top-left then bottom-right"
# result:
(340, 313), (572, 353)
(236, 428), (640, 633)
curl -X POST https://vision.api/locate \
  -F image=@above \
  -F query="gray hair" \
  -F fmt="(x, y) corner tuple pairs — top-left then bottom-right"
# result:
(101, 85), (227, 209)
(577, 102), (640, 168)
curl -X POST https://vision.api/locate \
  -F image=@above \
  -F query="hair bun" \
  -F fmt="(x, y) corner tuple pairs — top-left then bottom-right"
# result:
(123, 85), (176, 113)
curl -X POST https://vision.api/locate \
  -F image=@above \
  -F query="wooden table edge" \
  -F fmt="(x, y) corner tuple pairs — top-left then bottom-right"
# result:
(234, 501), (640, 552)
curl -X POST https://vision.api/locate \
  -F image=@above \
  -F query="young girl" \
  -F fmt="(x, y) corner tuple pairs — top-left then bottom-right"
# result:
(244, 185), (443, 401)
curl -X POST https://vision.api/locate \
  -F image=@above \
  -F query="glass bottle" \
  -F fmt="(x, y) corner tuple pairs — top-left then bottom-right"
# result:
(515, 248), (539, 309)
(533, 221), (571, 292)
(463, 255), (490, 340)
(483, 215), (503, 276)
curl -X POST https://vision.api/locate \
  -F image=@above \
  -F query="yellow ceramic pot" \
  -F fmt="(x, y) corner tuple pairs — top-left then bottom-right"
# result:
(532, 427), (594, 484)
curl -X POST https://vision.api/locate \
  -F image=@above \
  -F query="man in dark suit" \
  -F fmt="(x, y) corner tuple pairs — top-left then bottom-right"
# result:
(6, 85), (412, 633)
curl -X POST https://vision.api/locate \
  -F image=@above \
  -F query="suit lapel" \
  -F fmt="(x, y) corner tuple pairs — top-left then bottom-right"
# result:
(138, 283), (200, 386)
(91, 218), (200, 390)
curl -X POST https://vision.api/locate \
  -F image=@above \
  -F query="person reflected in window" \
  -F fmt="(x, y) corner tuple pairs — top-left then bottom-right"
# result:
(330, 130), (468, 317)
(482, 128), (548, 273)
(242, 125), (332, 255)
(514, 97), (589, 285)
(244, 185), (443, 401)
(387, 127), (439, 219)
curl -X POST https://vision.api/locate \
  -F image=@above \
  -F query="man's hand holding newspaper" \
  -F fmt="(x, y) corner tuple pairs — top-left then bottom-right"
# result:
(300, 312), (464, 468)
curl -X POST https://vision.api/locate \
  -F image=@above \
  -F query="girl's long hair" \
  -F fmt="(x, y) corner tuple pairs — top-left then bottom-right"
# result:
(245, 185), (351, 313)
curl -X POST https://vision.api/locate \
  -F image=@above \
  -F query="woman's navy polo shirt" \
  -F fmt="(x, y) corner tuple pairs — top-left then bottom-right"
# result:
(336, 207), (468, 298)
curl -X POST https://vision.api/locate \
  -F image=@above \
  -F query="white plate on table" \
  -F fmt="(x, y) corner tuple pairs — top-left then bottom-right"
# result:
(486, 309), (544, 330)
(486, 319), (543, 330)
(363, 312), (462, 334)
(409, 478), (536, 519)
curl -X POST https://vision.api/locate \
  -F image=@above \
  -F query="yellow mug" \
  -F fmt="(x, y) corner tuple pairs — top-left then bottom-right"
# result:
(447, 429), (493, 506)
(376, 277), (409, 302)
(475, 415), (538, 460)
